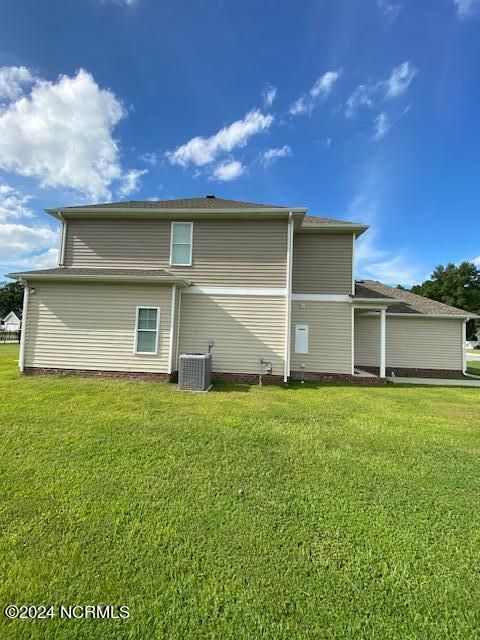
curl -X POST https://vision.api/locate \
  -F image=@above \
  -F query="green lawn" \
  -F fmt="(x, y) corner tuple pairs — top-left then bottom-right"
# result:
(467, 359), (480, 375)
(1, 345), (480, 640)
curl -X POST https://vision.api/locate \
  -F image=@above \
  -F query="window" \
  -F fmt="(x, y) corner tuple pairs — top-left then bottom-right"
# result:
(295, 324), (309, 354)
(135, 307), (160, 354)
(170, 222), (193, 266)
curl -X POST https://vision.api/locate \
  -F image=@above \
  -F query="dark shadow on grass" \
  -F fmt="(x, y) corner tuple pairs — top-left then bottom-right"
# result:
(211, 382), (252, 393)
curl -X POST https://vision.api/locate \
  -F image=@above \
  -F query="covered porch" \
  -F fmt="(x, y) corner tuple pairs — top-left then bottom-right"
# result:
(352, 297), (396, 378)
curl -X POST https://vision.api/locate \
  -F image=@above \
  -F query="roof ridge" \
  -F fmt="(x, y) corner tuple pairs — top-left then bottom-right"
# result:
(59, 196), (291, 210)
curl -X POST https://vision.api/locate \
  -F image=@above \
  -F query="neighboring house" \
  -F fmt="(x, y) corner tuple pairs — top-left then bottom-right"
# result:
(7, 196), (477, 382)
(2, 311), (21, 332)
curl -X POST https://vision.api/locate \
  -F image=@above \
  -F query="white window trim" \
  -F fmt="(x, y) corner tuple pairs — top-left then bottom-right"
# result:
(170, 221), (193, 266)
(295, 324), (309, 354)
(134, 306), (160, 355)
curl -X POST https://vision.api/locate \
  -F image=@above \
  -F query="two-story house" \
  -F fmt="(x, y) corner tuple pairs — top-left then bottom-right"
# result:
(8, 196), (475, 383)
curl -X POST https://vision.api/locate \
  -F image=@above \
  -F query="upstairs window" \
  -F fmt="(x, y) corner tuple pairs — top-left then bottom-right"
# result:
(135, 307), (160, 354)
(170, 222), (193, 266)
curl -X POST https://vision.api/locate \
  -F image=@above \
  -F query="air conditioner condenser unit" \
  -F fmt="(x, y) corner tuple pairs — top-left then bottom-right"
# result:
(178, 353), (212, 392)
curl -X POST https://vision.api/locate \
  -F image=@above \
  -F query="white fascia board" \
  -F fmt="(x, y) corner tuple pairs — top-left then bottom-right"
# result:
(385, 312), (477, 319)
(184, 286), (286, 296)
(362, 312), (475, 319)
(352, 298), (398, 306)
(298, 224), (369, 237)
(292, 294), (351, 302)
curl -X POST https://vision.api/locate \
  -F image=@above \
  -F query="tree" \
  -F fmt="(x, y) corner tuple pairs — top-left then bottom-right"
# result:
(0, 281), (24, 320)
(410, 262), (480, 340)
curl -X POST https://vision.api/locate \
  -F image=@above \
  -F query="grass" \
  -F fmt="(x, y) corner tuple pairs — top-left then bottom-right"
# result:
(1, 344), (480, 640)
(467, 359), (480, 375)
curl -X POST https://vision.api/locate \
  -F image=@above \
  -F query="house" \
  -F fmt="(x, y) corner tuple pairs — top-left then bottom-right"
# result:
(2, 310), (22, 332)
(7, 196), (477, 383)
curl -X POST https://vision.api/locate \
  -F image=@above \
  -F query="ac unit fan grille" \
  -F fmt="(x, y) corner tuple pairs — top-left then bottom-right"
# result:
(178, 353), (212, 391)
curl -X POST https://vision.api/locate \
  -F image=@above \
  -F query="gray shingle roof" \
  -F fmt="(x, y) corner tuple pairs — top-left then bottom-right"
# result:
(303, 215), (364, 226)
(355, 280), (474, 316)
(7, 268), (191, 284)
(9, 267), (176, 277)
(354, 283), (394, 299)
(61, 196), (289, 210)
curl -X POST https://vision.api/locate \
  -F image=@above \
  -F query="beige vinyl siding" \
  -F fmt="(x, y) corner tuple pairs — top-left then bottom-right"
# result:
(354, 314), (380, 367)
(64, 219), (287, 287)
(354, 314), (463, 370)
(24, 282), (172, 373)
(290, 301), (352, 374)
(292, 233), (353, 294)
(178, 294), (285, 375)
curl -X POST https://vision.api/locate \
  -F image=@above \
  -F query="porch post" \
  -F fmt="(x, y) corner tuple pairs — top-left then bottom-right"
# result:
(379, 308), (386, 378)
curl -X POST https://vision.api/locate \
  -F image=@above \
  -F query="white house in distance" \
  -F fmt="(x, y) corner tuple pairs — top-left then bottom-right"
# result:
(2, 311), (22, 332)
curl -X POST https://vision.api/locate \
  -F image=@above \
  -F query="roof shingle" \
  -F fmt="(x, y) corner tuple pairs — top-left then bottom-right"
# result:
(61, 196), (289, 210)
(303, 215), (365, 226)
(355, 280), (474, 316)
(7, 268), (191, 284)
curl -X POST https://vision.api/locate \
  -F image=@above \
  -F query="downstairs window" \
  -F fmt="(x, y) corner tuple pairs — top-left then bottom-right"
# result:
(135, 307), (160, 354)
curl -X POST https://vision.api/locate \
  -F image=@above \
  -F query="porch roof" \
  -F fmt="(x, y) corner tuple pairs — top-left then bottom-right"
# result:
(6, 267), (192, 286)
(354, 280), (477, 318)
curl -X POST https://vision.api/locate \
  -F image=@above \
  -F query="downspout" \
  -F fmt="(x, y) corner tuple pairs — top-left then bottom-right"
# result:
(168, 285), (177, 375)
(175, 288), (182, 370)
(19, 280), (29, 373)
(351, 232), (355, 295)
(284, 212), (294, 383)
(379, 308), (386, 378)
(58, 212), (67, 266)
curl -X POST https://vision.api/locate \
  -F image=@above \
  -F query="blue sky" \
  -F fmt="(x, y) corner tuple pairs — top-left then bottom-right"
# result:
(0, 0), (479, 285)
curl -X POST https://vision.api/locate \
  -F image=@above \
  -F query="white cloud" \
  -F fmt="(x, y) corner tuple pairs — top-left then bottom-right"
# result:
(0, 183), (34, 221)
(372, 113), (391, 140)
(454, 0), (480, 17)
(473, 256), (480, 265)
(27, 247), (60, 269)
(289, 96), (309, 116)
(373, 106), (411, 141)
(345, 84), (376, 118)
(385, 62), (417, 98)
(139, 151), (159, 166)
(118, 168), (148, 197)
(355, 228), (422, 285)
(310, 71), (340, 99)
(0, 66), (34, 102)
(211, 160), (245, 182)
(290, 70), (341, 116)
(376, 0), (403, 28)
(259, 145), (292, 167)
(262, 84), (277, 108)
(0, 222), (58, 264)
(348, 178), (424, 286)
(0, 182), (60, 270)
(0, 68), (133, 200)
(360, 255), (421, 286)
(345, 62), (417, 117)
(167, 109), (273, 168)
